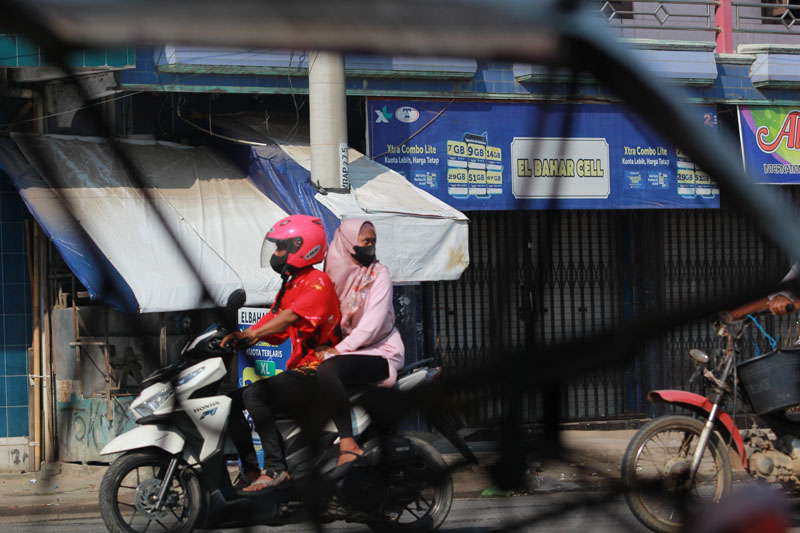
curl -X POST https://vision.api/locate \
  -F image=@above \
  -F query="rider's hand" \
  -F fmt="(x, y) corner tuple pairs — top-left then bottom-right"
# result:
(769, 295), (794, 315)
(221, 331), (241, 348)
(222, 330), (257, 348)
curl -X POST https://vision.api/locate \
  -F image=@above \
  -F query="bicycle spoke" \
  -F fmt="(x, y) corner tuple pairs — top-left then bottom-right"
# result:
(127, 508), (138, 526)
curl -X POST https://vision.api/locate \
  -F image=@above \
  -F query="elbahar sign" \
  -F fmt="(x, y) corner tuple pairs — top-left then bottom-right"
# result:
(237, 306), (291, 468)
(739, 105), (800, 184)
(367, 99), (719, 210)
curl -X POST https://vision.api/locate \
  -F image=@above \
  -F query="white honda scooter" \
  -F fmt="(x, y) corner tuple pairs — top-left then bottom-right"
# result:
(98, 314), (473, 533)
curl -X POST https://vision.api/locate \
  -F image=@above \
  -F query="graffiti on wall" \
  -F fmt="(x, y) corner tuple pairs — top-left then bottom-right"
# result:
(57, 393), (136, 463)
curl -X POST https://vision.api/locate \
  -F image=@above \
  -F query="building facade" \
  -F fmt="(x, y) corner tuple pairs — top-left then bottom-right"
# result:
(2, 1), (800, 467)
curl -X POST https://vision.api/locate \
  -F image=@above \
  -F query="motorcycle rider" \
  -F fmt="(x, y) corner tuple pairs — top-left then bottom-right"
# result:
(222, 214), (341, 492)
(766, 262), (800, 316)
(729, 262), (800, 319)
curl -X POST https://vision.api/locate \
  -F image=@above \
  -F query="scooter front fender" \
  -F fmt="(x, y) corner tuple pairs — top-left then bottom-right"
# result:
(100, 424), (185, 456)
(648, 390), (748, 469)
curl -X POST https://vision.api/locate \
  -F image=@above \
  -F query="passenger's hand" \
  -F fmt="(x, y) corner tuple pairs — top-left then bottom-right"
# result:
(769, 295), (794, 315)
(315, 346), (339, 361)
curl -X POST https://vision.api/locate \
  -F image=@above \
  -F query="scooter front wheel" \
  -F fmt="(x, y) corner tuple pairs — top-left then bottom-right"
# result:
(621, 415), (732, 533)
(99, 451), (202, 533)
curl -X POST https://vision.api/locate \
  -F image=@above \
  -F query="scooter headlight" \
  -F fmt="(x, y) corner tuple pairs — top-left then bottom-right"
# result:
(133, 385), (174, 418)
(176, 367), (205, 387)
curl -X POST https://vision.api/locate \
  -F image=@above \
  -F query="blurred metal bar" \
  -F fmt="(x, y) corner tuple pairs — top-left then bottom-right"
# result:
(3, 0), (562, 62)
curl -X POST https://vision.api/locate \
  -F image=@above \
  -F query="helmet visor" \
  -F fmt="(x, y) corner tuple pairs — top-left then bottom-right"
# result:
(259, 237), (303, 269)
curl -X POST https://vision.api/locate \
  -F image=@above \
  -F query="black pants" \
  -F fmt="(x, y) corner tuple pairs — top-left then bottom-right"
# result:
(226, 388), (260, 473)
(316, 355), (389, 438)
(241, 370), (318, 472)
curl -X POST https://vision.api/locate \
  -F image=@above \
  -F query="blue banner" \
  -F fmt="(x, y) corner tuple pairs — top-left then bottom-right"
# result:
(367, 99), (719, 210)
(237, 306), (292, 468)
(739, 105), (800, 184)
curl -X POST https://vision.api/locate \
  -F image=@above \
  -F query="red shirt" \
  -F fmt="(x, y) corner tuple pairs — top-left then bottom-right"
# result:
(251, 267), (341, 370)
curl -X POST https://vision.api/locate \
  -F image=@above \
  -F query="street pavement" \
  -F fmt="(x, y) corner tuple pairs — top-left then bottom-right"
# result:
(2, 428), (796, 531)
(0, 494), (650, 532)
(0, 430), (639, 519)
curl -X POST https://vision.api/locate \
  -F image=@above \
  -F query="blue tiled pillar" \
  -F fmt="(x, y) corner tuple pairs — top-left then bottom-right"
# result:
(0, 171), (30, 438)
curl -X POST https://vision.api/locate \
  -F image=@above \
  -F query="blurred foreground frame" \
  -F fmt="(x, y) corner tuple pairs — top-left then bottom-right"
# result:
(5, 0), (800, 530)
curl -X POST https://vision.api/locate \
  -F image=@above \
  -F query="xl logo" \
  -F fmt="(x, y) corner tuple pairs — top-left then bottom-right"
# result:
(199, 407), (217, 421)
(374, 105), (392, 123)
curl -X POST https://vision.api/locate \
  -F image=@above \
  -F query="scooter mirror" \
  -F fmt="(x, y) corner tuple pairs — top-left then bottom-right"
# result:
(225, 289), (246, 312)
(689, 348), (709, 364)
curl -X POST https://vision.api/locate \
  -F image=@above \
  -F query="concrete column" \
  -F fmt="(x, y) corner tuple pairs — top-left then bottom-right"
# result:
(308, 51), (350, 191)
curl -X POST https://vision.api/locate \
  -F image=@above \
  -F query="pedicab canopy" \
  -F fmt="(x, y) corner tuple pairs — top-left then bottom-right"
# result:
(0, 133), (468, 314)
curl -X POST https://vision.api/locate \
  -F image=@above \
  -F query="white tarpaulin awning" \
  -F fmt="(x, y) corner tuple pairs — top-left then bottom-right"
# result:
(6, 134), (287, 313)
(276, 144), (470, 282)
(0, 131), (469, 314)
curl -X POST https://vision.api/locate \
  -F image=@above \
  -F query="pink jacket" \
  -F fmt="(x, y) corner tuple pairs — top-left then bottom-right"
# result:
(325, 263), (405, 387)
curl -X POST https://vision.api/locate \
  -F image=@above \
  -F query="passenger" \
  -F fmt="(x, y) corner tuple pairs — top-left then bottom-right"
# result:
(222, 214), (340, 491)
(316, 219), (405, 466)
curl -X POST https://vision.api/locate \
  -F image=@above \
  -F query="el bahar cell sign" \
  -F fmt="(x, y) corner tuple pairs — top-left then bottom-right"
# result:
(739, 106), (800, 184)
(367, 99), (720, 210)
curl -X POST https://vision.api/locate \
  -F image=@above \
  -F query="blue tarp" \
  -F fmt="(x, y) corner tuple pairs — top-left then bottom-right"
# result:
(247, 144), (339, 241)
(0, 138), (139, 313)
(207, 119), (339, 240)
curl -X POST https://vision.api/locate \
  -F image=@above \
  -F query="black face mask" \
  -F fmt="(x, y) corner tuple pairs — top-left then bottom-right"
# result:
(270, 253), (288, 275)
(352, 245), (375, 267)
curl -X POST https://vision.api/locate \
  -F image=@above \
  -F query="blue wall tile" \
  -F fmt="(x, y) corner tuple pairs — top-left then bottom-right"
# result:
(3, 283), (28, 315)
(5, 347), (26, 375)
(0, 173), (29, 437)
(7, 406), (26, 437)
(0, 192), (23, 222)
(6, 376), (26, 406)
(1, 222), (24, 253)
(2, 254), (27, 284)
(3, 315), (29, 345)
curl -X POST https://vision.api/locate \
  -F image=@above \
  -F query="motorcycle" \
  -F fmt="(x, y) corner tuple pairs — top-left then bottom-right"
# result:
(622, 308), (800, 532)
(98, 320), (475, 533)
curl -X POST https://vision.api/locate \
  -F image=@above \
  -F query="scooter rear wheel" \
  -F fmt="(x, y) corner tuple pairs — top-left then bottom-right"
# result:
(368, 436), (453, 532)
(99, 451), (202, 533)
(621, 415), (732, 533)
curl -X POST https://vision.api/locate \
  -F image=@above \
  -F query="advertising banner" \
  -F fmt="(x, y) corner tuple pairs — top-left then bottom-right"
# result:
(739, 106), (800, 184)
(367, 99), (719, 210)
(237, 307), (292, 467)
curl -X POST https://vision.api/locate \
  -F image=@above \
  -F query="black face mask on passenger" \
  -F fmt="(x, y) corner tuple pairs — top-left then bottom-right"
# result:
(352, 245), (375, 267)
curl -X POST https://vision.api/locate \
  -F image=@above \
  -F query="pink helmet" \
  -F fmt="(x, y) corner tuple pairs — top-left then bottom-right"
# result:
(260, 214), (327, 270)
